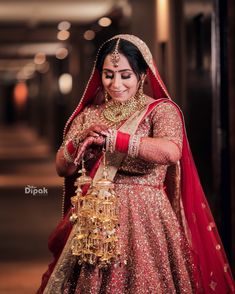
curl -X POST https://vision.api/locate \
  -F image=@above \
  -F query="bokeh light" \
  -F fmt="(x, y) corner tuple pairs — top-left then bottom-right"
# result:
(83, 30), (96, 41)
(58, 21), (71, 31)
(34, 52), (46, 65)
(13, 82), (28, 108)
(98, 17), (112, 27)
(58, 73), (73, 94)
(57, 30), (70, 41)
(55, 48), (69, 59)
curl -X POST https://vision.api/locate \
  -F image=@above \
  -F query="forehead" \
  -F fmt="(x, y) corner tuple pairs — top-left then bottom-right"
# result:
(102, 53), (132, 70)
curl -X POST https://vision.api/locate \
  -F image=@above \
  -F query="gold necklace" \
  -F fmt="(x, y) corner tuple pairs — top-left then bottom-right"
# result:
(102, 93), (146, 124)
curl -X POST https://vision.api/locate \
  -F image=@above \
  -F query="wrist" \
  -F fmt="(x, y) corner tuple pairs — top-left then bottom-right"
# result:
(63, 138), (79, 163)
(105, 129), (117, 153)
(128, 135), (141, 158)
(105, 130), (141, 158)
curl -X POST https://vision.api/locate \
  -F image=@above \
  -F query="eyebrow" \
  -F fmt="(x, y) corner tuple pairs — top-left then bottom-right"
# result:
(102, 68), (133, 73)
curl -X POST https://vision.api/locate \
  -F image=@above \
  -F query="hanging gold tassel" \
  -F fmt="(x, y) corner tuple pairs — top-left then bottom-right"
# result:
(70, 152), (119, 268)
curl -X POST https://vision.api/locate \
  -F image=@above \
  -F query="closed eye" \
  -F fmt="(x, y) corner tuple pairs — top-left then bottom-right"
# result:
(102, 70), (133, 80)
(103, 73), (132, 79)
(104, 74), (114, 79)
(121, 74), (131, 79)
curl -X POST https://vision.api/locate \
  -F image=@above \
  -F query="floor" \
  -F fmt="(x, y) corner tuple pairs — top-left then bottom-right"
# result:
(0, 124), (63, 293)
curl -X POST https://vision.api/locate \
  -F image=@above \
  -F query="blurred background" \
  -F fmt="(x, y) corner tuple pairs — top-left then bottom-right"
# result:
(0, 0), (234, 292)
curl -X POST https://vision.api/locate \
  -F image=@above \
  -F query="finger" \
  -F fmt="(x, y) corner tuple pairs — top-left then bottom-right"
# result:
(76, 148), (84, 159)
(100, 131), (109, 136)
(74, 149), (85, 165)
(86, 137), (95, 144)
(76, 138), (92, 155)
(88, 131), (100, 137)
(93, 137), (105, 146)
(100, 128), (112, 136)
(92, 125), (108, 133)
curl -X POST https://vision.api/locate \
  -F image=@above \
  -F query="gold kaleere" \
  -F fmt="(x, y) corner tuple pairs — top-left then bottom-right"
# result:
(70, 153), (119, 268)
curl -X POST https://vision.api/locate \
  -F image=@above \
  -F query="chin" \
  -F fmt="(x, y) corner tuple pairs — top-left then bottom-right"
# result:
(111, 93), (132, 103)
(109, 90), (131, 103)
(112, 96), (129, 103)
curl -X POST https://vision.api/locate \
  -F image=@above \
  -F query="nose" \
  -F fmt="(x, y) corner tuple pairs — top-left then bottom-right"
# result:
(112, 73), (121, 89)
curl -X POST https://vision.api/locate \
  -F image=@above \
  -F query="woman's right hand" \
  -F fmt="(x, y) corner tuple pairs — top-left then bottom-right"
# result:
(77, 124), (108, 143)
(74, 135), (105, 166)
(56, 124), (108, 177)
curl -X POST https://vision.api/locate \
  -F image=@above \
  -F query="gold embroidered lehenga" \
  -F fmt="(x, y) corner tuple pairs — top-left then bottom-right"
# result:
(57, 102), (194, 293)
(38, 35), (235, 294)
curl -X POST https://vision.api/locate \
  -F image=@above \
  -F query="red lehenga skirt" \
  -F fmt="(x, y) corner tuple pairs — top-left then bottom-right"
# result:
(40, 170), (195, 294)
(38, 101), (235, 293)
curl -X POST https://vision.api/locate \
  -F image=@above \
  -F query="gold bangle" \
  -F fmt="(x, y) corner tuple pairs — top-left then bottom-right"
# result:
(128, 135), (141, 158)
(72, 136), (80, 148)
(105, 129), (117, 153)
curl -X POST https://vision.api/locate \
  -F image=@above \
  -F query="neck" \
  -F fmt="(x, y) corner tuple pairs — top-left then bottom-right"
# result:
(102, 92), (147, 124)
(109, 93), (138, 106)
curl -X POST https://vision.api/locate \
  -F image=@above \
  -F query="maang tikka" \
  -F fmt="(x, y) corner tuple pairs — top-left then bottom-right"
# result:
(111, 38), (120, 67)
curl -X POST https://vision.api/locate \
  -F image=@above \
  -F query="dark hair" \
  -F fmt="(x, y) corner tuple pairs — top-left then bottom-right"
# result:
(96, 38), (148, 80)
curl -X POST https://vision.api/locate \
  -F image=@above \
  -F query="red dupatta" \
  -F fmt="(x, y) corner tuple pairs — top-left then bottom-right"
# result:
(38, 34), (234, 294)
(167, 99), (235, 293)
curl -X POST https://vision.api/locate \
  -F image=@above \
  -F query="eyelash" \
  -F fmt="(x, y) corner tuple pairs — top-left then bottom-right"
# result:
(104, 74), (131, 79)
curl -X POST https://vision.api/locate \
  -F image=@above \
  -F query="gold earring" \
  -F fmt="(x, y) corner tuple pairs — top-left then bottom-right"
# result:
(104, 91), (109, 103)
(138, 76), (146, 97)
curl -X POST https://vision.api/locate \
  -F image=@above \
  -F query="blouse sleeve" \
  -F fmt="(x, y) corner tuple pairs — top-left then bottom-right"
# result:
(151, 102), (183, 152)
(62, 108), (87, 146)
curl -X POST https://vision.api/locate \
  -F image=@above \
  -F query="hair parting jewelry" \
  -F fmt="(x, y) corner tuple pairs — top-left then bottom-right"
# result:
(111, 38), (121, 67)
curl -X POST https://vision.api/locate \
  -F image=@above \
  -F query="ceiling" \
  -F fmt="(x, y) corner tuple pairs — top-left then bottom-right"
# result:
(0, 0), (122, 24)
(0, 0), (130, 81)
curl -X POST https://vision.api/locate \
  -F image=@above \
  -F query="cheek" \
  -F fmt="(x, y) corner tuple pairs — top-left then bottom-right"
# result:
(125, 79), (138, 91)
(102, 77), (111, 89)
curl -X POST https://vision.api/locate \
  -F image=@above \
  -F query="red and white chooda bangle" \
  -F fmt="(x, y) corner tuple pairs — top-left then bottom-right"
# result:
(63, 137), (80, 163)
(128, 134), (142, 158)
(105, 129), (141, 158)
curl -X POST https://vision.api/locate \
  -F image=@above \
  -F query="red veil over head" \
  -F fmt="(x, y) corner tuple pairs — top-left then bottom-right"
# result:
(38, 35), (234, 293)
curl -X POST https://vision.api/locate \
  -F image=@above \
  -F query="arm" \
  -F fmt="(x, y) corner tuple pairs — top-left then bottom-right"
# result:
(104, 102), (183, 165)
(56, 147), (78, 177)
(56, 111), (85, 177)
(137, 102), (183, 164)
(138, 137), (181, 165)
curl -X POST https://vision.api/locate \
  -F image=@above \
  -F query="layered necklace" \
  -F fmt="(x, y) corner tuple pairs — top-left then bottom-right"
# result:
(101, 92), (146, 124)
